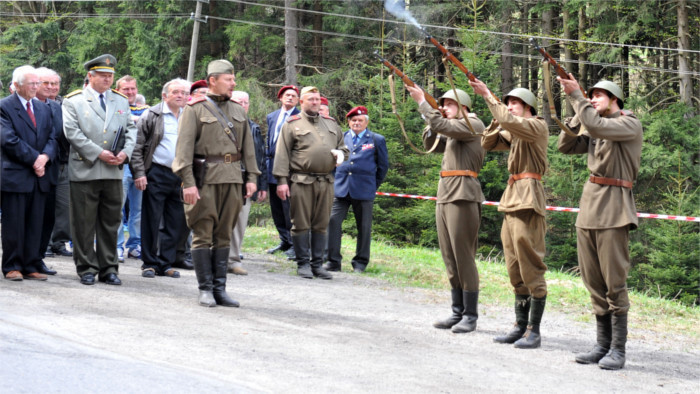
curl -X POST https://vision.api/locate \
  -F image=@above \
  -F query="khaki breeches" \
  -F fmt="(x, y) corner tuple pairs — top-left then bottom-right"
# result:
(501, 210), (547, 298)
(436, 201), (481, 291)
(289, 181), (333, 235)
(185, 183), (242, 249)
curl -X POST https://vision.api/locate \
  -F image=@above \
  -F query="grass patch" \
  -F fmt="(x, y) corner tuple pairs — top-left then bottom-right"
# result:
(243, 224), (699, 337)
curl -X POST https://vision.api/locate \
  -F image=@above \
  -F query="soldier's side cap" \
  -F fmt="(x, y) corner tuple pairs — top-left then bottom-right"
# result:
(190, 80), (207, 94)
(320, 96), (329, 106)
(346, 106), (368, 119)
(207, 59), (234, 75)
(84, 54), (117, 73)
(277, 85), (299, 98)
(300, 86), (319, 97)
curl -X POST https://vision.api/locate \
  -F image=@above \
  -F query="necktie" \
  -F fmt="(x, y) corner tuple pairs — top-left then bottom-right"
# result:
(99, 93), (106, 111)
(26, 102), (36, 127)
(275, 112), (288, 143)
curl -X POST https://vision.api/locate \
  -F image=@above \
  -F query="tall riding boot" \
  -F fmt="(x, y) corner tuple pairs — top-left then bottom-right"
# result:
(575, 314), (612, 364)
(310, 232), (332, 280)
(452, 291), (478, 333)
(598, 313), (627, 370)
(433, 288), (463, 329)
(293, 232), (312, 279)
(494, 294), (530, 344)
(514, 295), (546, 349)
(192, 248), (215, 307)
(212, 248), (240, 307)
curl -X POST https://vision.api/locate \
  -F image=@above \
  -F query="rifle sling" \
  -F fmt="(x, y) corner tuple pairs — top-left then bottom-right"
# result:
(543, 62), (581, 138)
(388, 74), (439, 155)
(202, 98), (241, 151)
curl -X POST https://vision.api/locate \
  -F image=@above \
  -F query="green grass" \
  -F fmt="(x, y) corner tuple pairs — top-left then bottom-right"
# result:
(243, 224), (700, 338)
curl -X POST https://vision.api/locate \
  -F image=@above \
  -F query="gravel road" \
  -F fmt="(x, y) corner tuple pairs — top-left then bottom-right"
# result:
(0, 253), (698, 393)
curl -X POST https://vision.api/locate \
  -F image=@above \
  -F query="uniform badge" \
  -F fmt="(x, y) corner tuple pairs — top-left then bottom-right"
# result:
(361, 144), (374, 151)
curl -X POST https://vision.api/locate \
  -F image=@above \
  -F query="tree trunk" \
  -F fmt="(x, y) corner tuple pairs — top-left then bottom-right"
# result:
(209, 1), (222, 58)
(284, 0), (298, 85)
(562, 1), (575, 117)
(677, 0), (693, 110)
(578, 7), (588, 90)
(312, 1), (323, 66)
(521, 2), (529, 89)
(500, 4), (513, 93)
(541, 2), (555, 126)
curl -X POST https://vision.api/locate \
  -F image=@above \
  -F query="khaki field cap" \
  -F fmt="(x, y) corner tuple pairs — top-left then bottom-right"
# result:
(588, 80), (624, 109)
(207, 59), (234, 75)
(300, 86), (319, 97)
(84, 54), (117, 73)
(503, 88), (538, 115)
(439, 88), (472, 111)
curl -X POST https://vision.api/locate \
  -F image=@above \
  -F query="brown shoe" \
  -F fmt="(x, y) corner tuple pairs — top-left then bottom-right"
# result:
(5, 270), (23, 281)
(227, 263), (247, 275)
(162, 269), (180, 278)
(23, 272), (48, 281)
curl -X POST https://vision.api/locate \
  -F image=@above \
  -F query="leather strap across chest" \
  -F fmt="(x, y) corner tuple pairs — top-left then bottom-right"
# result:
(440, 170), (478, 178)
(589, 175), (633, 189)
(507, 172), (542, 186)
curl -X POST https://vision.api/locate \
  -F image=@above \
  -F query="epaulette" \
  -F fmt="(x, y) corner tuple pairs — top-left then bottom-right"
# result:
(188, 96), (207, 105)
(64, 89), (82, 99)
(287, 115), (301, 122)
(620, 109), (635, 117)
(321, 114), (337, 122)
(112, 89), (128, 99)
(131, 105), (150, 111)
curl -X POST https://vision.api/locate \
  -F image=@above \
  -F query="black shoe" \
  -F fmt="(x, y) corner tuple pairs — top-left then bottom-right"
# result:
(239, 254), (244, 260)
(323, 262), (341, 272)
(173, 259), (194, 270)
(44, 249), (55, 258)
(53, 247), (73, 257)
(285, 248), (296, 260)
(100, 273), (122, 286)
(267, 243), (292, 254)
(39, 262), (57, 275)
(80, 272), (96, 285)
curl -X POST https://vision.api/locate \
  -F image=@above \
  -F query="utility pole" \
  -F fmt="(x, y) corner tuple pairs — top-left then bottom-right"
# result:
(187, 0), (209, 81)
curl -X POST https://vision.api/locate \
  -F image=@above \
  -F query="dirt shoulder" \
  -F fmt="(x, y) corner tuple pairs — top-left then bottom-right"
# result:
(0, 254), (698, 393)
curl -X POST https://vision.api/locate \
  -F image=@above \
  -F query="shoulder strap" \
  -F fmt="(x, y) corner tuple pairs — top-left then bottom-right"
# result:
(202, 98), (240, 151)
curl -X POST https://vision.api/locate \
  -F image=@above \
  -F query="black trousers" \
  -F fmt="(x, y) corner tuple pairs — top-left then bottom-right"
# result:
(141, 164), (188, 274)
(268, 183), (293, 247)
(326, 196), (374, 270)
(1, 184), (48, 275)
(49, 164), (71, 251)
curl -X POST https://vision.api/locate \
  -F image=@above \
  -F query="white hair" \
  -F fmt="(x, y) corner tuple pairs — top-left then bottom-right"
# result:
(231, 91), (249, 100)
(12, 65), (37, 86)
(35, 67), (61, 82)
(162, 78), (190, 96)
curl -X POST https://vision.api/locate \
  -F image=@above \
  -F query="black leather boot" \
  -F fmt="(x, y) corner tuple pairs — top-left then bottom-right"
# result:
(293, 232), (313, 279)
(433, 288), (463, 329)
(310, 232), (332, 280)
(576, 314), (612, 364)
(494, 294), (530, 344)
(514, 296), (546, 349)
(598, 313), (627, 370)
(212, 248), (240, 307)
(192, 248), (215, 307)
(452, 291), (478, 333)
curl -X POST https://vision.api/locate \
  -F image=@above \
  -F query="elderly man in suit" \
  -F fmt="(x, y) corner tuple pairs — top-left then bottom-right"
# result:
(62, 54), (137, 286)
(1, 65), (57, 281)
(324, 106), (389, 273)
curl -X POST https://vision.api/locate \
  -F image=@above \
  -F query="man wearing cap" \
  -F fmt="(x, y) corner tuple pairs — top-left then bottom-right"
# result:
(319, 96), (330, 118)
(265, 85), (300, 257)
(273, 86), (348, 279)
(406, 86), (485, 333)
(324, 106), (388, 274)
(557, 77), (642, 370)
(172, 59), (259, 307)
(189, 80), (208, 101)
(62, 54), (137, 286)
(470, 79), (549, 349)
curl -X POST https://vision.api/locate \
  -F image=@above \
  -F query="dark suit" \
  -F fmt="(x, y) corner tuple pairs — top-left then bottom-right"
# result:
(326, 129), (389, 271)
(1, 93), (57, 276)
(266, 107), (300, 248)
(41, 98), (69, 256)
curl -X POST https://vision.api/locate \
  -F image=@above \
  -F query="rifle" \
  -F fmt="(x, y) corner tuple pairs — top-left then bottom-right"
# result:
(529, 38), (587, 98)
(373, 50), (443, 113)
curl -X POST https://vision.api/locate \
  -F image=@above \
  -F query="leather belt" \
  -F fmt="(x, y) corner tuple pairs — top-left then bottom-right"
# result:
(508, 172), (542, 186)
(440, 170), (478, 178)
(205, 153), (241, 164)
(589, 175), (633, 189)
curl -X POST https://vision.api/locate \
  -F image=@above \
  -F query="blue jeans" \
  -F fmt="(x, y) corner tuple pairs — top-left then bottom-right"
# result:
(117, 166), (142, 251)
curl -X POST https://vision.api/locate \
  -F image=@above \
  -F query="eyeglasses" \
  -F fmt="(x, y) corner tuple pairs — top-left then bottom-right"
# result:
(42, 81), (60, 87)
(24, 82), (42, 87)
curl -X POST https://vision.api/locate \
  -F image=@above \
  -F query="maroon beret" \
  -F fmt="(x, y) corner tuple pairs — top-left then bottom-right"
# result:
(277, 85), (299, 99)
(190, 80), (207, 94)
(346, 106), (368, 119)
(320, 96), (329, 106)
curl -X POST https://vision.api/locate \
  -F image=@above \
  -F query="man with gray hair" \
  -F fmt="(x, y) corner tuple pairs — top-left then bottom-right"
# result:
(131, 78), (191, 280)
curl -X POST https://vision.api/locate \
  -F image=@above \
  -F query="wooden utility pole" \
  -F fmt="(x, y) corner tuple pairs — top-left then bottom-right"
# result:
(284, 0), (298, 85)
(187, 0), (208, 82)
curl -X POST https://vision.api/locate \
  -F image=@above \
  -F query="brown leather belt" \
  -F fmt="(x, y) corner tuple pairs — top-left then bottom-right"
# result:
(589, 175), (633, 189)
(508, 172), (542, 186)
(440, 170), (478, 178)
(205, 153), (241, 164)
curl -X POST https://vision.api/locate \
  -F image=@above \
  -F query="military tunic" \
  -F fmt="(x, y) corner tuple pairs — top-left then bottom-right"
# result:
(272, 111), (348, 234)
(419, 101), (486, 292)
(558, 89), (642, 316)
(481, 94), (549, 298)
(172, 93), (260, 249)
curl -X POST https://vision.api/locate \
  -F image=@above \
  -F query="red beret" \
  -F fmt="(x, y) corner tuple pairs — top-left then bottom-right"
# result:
(190, 80), (207, 94)
(320, 96), (329, 106)
(277, 85), (299, 99)
(346, 106), (368, 119)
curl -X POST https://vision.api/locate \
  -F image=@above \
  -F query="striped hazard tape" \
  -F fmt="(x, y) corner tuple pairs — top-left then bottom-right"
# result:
(375, 192), (700, 223)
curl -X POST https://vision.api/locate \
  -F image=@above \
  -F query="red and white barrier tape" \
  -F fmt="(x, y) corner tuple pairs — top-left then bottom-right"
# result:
(375, 192), (700, 222)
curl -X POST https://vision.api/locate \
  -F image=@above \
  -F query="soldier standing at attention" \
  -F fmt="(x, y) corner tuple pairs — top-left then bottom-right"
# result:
(172, 60), (259, 308)
(273, 86), (349, 280)
(406, 86), (486, 333)
(469, 79), (549, 349)
(557, 78), (642, 370)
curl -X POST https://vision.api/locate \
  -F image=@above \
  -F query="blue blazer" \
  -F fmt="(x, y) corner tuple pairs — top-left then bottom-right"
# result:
(0, 93), (57, 193)
(334, 129), (389, 201)
(266, 107), (300, 186)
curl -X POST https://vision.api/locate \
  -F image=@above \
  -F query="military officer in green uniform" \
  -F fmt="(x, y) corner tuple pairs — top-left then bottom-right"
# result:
(62, 54), (137, 286)
(272, 86), (349, 280)
(557, 78), (642, 370)
(470, 79), (549, 349)
(172, 59), (259, 308)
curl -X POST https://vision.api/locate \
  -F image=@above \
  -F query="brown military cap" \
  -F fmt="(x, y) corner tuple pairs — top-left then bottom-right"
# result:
(207, 59), (234, 75)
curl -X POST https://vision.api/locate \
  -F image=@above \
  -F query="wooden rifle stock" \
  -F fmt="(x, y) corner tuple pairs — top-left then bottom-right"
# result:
(373, 51), (442, 112)
(529, 38), (587, 98)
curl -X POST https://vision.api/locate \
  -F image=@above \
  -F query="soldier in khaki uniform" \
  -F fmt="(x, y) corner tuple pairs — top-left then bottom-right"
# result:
(557, 78), (642, 370)
(272, 86), (349, 280)
(470, 80), (549, 349)
(406, 86), (486, 334)
(172, 60), (259, 308)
